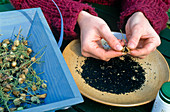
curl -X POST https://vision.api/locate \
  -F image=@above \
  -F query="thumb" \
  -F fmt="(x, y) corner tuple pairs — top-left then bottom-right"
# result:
(101, 30), (123, 51)
(127, 30), (142, 49)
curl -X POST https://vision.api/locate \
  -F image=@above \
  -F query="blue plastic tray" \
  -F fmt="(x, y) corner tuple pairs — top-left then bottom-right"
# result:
(0, 8), (83, 112)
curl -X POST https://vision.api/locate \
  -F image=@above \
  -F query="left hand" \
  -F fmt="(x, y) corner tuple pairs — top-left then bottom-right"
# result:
(125, 12), (161, 58)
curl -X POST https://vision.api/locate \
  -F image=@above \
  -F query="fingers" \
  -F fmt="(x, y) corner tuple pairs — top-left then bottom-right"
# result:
(81, 45), (124, 61)
(130, 42), (156, 57)
(99, 24), (123, 51)
(127, 27), (142, 49)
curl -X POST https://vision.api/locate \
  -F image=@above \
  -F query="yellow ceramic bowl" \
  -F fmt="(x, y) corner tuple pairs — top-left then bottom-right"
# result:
(63, 32), (170, 107)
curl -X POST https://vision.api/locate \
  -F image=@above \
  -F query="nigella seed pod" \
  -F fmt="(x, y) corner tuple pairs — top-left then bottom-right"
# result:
(22, 68), (28, 74)
(2, 43), (7, 48)
(36, 93), (47, 98)
(27, 48), (32, 54)
(0, 107), (4, 112)
(23, 40), (28, 45)
(3, 39), (10, 44)
(20, 55), (24, 59)
(121, 46), (130, 54)
(3, 87), (10, 92)
(19, 74), (26, 80)
(31, 57), (36, 62)
(14, 39), (20, 46)
(12, 91), (20, 97)
(32, 85), (37, 91)
(18, 78), (24, 84)
(42, 83), (47, 88)
(12, 46), (17, 51)
(12, 61), (17, 67)
(13, 98), (21, 106)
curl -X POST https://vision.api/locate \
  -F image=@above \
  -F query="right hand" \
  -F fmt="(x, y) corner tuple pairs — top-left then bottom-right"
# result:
(77, 11), (124, 61)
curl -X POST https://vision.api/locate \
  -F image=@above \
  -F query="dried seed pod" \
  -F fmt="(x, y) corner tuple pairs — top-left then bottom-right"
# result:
(27, 48), (32, 54)
(18, 78), (24, 84)
(41, 83), (47, 88)
(23, 68), (29, 74)
(12, 46), (17, 51)
(2, 43), (7, 48)
(17, 107), (24, 111)
(36, 93), (47, 98)
(6, 84), (12, 89)
(19, 74), (26, 80)
(31, 57), (36, 62)
(10, 107), (17, 111)
(23, 40), (28, 45)
(13, 91), (20, 97)
(3, 39), (10, 44)
(0, 107), (4, 112)
(13, 98), (21, 106)
(12, 61), (17, 67)
(3, 87), (10, 92)
(20, 55), (24, 59)
(20, 94), (26, 101)
(14, 39), (20, 46)
(32, 85), (37, 91)
(121, 46), (130, 54)
(31, 96), (40, 103)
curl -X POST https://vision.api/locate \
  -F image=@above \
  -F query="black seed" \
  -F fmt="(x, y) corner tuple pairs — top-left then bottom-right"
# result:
(79, 55), (146, 94)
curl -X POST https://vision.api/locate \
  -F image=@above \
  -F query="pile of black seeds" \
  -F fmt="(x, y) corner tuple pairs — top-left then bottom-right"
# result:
(79, 55), (146, 94)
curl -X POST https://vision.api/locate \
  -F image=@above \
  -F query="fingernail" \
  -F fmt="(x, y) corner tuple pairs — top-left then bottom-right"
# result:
(116, 44), (123, 51)
(128, 43), (135, 49)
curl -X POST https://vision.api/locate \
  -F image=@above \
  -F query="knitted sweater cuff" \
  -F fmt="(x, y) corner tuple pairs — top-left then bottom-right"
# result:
(120, 1), (169, 34)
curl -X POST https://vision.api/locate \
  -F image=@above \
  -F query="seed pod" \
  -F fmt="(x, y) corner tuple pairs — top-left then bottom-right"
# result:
(42, 83), (47, 88)
(121, 46), (130, 54)
(13, 91), (20, 97)
(13, 98), (21, 106)
(27, 48), (32, 54)
(0, 107), (4, 112)
(20, 55), (24, 59)
(3, 39), (10, 44)
(14, 39), (20, 46)
(36, 93), (47, 98)
(31, 96), (40, 103)
(31, 57), (36, 62)
(20, 94), (26, 101)
(10, 108), (17, 111)
(23, 68), (28, 74)
(2, 43), (7, 48)
(19, 74), (26, 80)
(6, 84), (12, 89)
(12, 46), (17, 51)
(17, 107), (24, 111)
(19, 78), (24, 84)
(32, 85), (37, 91)
(3, 87), (10, 92)
(23, 40), (28, 45)
(12, 61), (17, 67)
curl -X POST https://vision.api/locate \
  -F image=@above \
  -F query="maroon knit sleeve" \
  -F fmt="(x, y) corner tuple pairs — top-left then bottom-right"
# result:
(9, 0), (97, 40)
(120, 0), (170, 34)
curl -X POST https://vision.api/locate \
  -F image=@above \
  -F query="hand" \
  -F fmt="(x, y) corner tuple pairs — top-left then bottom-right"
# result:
(77, 11), (124, 61)
(126, 12), (161, 58)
